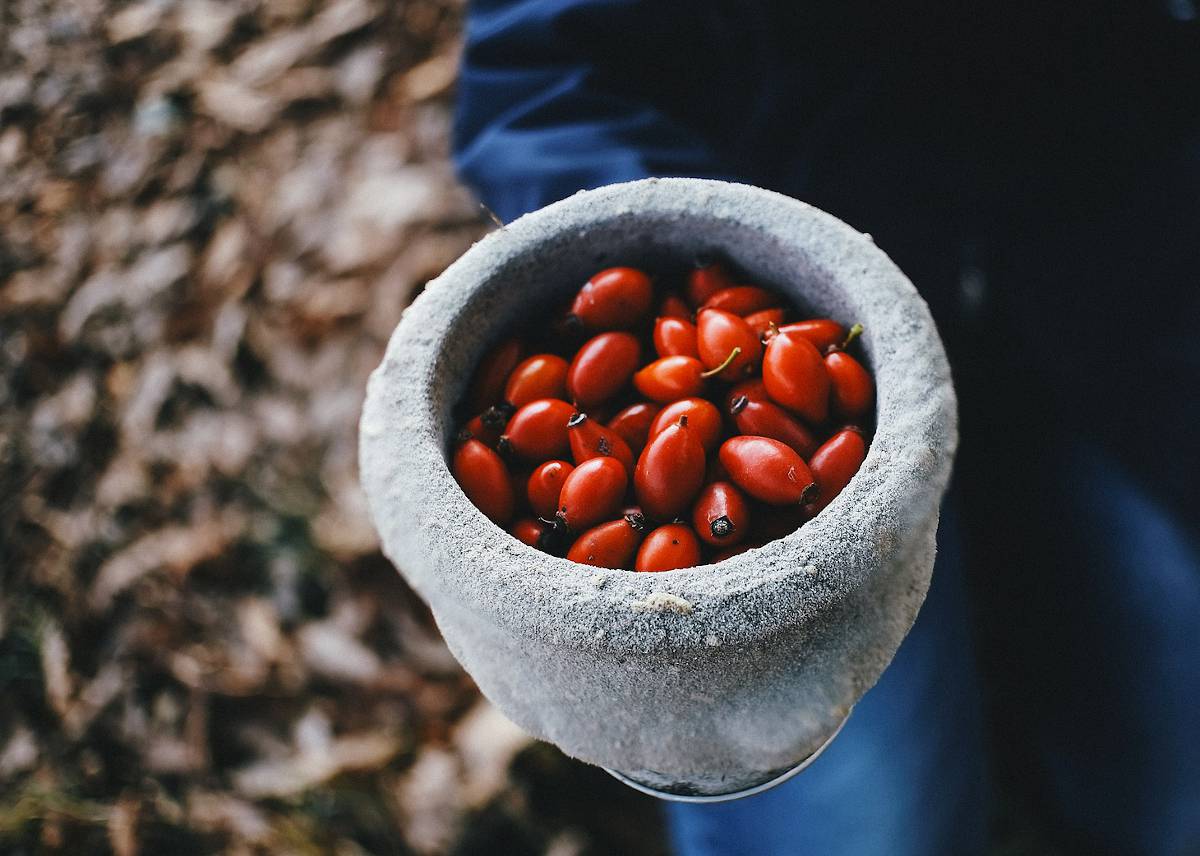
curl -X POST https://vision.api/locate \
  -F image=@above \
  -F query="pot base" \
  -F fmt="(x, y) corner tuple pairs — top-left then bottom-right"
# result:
(603, 707), (852, 803)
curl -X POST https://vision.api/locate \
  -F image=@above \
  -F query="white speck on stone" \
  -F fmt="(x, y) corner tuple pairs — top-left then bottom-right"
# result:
(630, 593), (694, 615)
(704, 634), (719, 647)
(591, 572), (609, 588)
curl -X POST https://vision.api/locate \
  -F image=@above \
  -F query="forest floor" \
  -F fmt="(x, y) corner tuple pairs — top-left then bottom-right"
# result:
(0, 0), (667, 852)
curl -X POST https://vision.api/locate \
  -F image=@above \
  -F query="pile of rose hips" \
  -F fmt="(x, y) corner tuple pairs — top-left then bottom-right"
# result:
(451, 261), (874, 572)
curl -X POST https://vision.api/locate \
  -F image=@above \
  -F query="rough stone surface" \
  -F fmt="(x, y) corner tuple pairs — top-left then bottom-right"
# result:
(359, 178), (958, 796)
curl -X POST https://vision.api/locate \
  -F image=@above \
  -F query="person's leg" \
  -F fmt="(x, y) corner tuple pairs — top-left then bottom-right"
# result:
(665, 502), (989, 856)
(976, 440), (1200, 855)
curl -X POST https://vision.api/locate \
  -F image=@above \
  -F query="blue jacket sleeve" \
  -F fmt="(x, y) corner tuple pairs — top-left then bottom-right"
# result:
(453, 0), (767, 221)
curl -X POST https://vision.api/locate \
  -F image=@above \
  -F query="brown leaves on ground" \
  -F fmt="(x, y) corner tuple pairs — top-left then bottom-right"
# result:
(0, 0), (665, 853)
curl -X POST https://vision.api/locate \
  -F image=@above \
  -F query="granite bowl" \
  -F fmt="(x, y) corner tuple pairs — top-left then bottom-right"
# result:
(359, 178), (957, 798)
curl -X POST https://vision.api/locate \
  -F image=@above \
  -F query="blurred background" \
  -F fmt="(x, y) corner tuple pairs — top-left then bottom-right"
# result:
(0, 0), (666, 852)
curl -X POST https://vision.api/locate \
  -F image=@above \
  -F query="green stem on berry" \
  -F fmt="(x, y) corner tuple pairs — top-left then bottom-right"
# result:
(701, 346), (742, 378)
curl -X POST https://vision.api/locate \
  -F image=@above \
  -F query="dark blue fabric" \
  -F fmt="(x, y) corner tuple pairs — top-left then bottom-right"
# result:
(1038, 444), (1200, 854)
(961, 436), (1200, 856)
(455, 0), (745, 221)
(453, 2), (1200, 852)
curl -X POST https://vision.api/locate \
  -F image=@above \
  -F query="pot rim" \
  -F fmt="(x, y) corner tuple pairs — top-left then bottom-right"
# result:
(360, 178), (957, 655)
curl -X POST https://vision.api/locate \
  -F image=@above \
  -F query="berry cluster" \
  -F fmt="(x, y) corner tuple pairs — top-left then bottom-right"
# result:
(451, 262), (874, 572)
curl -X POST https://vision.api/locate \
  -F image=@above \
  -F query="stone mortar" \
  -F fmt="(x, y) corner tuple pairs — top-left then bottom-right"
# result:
(359, 178), (957, 796)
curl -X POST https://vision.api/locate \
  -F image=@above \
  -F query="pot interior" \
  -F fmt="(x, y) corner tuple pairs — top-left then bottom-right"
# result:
(431, 205), (876, 460)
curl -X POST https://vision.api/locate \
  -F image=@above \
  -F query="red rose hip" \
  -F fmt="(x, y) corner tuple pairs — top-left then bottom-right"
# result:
(570, 267), (653, 330)
(743, 307), (786, 338)
(606, 402), (660, 454)
(632, 356), (706, 403)
(648, 397), (723, 452)
(775, 319), (845, 352)
(696, 308), (762, 381)
(501, 398), (574, 461)
(566, 411), (635, 476)
(729, 394), (818, 458)
(510, 517), (547, 547)
(567, 332), (641, 408)
(658, 292), (692, 319)
(686, 260), (735, 307)
(762, 331), (830, 424)
(718, 435), (817, 505)
(452, 437), (515, 525)
(465, 411), (503, 448)
(465, 337), (522, 414)
(806, 427), (867, 513)
(634, 416), (706, 521)
(824, 327), (873, 419)
(826, 350), (873, 419)
(557, 455), (628, 532)
(692, 481), (751, 547)
(653, 316), (700, 358)
(702, 285), (778, 316)
(635, 523), (703, 572)
(526, 459), (574, 519)
(504, 353), (569, 407)
(567, 512), (647, 569)
(724, 377), (770, 411)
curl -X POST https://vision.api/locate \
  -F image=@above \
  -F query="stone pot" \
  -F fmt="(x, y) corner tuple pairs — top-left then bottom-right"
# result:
(359, 178), (957, 798)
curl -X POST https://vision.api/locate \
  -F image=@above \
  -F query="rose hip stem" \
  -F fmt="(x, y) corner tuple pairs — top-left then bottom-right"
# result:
(700, 346), (742, 378)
